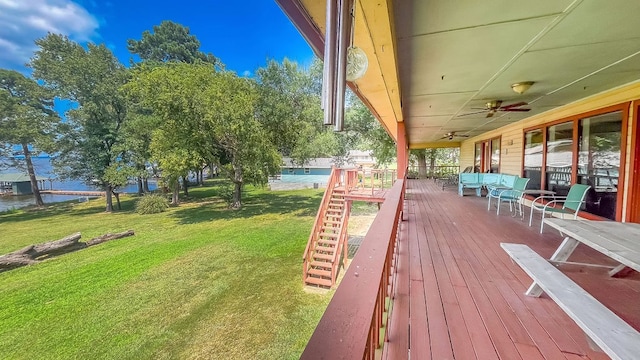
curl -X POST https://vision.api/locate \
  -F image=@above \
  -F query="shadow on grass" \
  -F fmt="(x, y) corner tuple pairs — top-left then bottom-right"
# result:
(171, 190), (323, 224)
(0, 197), (138, 224)
(0, 179), (323, 226)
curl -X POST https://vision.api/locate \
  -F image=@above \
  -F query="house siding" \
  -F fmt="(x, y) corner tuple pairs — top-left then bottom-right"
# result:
(281, 168), (332, 176)
(459, 81), (640, 220)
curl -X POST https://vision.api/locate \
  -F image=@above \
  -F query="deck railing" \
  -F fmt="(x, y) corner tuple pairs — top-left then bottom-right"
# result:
(409, 165), (460, 178)
(301, 178), (406, 359)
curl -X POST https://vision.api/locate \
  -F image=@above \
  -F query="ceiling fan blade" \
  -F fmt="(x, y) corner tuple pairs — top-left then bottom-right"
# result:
(457, 110), (488, 117)
(501, 101), (528, 110)
(502, 108), (530, 112)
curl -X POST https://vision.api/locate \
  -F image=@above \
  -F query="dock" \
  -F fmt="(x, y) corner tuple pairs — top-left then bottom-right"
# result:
(40, 190), (105, 196)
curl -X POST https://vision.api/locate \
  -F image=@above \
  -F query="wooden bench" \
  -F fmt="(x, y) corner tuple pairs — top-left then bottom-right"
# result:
(501, 243), (640, 360)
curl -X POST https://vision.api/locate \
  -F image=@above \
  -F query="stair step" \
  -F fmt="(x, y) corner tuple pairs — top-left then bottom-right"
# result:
(308, 267), (332, 278)
(305, 276), (333, 287)
(317, 239), (338, 246)
(327, 209), (342, 214)
(310, 260), (332, 269)
(313, 253), (333, 261)
(321, 225), (340, 231)
(315, 245), (335, 253)
(323, 220), (341, 225)
(319, 232), (338, 238)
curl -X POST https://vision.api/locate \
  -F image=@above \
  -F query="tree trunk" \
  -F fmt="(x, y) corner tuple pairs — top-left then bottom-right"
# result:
(232, 181), (242, 209)
(182, 176), (189, 196)
(416, 150), (427, 178)
(209, 162), (216, 178)
(428, 149), (437, 177)
(137, 177), (143, 195)
(231, 164), (243, 209)
(143, 178), (150, 193)
(105, 184), (114, 212)
(113, 190), (121, 210)
(22, 143), (44, 206)
(171, 181), (180, 205)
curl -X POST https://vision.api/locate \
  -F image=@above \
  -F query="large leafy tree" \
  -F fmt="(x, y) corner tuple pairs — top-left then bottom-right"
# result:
(126, 63), (280, 209)
(127, 20), (219, 65)
(124, 22), (221, 194)
(0, 69), (59, 206)
(29, 34), (130, 212)
(255, 58), (341, 166)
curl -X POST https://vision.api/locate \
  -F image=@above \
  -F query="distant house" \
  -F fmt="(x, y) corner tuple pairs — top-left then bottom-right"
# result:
(0, 173), (49, 196)
(347, 150), (376, 168)
(281, 151), (377, 176)
(281, 157), (335, 175)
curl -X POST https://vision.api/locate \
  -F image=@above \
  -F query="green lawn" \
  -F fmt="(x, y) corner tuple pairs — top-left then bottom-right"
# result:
(0, 181), (331, 359)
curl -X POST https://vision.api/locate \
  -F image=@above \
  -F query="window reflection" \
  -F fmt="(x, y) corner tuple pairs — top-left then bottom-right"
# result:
(474, 143), (481, 172)
(523, 129), (543, 189)
(490, 138), (500, 173)
(545, 122), (574, 196)
(578, 111), (622, 220)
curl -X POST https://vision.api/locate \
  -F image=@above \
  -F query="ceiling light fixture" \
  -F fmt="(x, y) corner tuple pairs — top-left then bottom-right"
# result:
(511, 81), (534, 95)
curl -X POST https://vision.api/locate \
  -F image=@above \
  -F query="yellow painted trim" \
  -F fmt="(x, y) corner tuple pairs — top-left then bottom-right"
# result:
(410, 142), (461, 149)
(299, 0), (402, 141)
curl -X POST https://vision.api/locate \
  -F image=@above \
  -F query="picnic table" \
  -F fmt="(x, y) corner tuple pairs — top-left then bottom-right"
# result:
(542, 218), (640, 277)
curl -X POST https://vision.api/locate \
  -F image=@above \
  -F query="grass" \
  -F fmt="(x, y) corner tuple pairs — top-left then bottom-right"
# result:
(0, 180), (332, 359)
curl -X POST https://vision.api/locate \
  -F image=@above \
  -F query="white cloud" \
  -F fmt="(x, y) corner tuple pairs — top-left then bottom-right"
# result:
(0, 0), (99, 70)
(242, 70), (252, 77)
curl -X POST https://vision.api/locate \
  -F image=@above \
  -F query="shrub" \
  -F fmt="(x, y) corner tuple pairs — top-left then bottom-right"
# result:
(136, 194), (169, 214)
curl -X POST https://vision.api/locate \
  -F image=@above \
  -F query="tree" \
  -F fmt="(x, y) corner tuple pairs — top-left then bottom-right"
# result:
(126, 62), (280, 209)
(255, 58), (334, 166)
(127, 20), (219, 65)
(0, 70), (59, 206)
(29, 34), (130, 212)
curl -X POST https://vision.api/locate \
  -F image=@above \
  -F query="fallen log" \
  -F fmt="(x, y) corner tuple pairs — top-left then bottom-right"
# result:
(31, 233), (84, 259)
(86, 230), (135, 247)
(0, 254), (38, 271)
(0, 230), (134, 272)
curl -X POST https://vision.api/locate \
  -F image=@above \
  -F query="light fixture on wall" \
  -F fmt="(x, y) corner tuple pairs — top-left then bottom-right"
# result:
(511, 81), (534, 95)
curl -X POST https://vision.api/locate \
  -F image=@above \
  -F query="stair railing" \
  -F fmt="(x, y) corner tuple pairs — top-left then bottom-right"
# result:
(329, 196), (350, 284)
(303, 167), (341, 281)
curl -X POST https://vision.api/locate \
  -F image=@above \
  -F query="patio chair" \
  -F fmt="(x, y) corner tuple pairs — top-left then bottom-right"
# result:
(528, 183), (591, 233)
(487, 177), (530, 216)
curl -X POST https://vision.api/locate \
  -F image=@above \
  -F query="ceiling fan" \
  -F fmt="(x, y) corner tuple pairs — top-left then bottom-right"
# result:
(441, 131), (470, 141)
(458, 100), (531, 118)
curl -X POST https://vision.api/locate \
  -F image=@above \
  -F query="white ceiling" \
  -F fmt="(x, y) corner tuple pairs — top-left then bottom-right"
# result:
(393, 0), (640, 145)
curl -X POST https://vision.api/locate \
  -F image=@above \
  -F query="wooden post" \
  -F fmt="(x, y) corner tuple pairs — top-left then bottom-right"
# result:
(396, 122), (408, 179)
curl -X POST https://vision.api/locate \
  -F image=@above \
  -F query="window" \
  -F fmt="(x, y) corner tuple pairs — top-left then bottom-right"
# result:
(474, 143), (482, 172)
(578, 111), (622, 220)
(522, 105), (627, 220)
(490, 138), (501, 173)
(475, 137), (501, 173)
(545, 122), (574, 195)
(523, 129), (543, 190)
(288, 168), (294, 174)
(304, 168), (310, 174)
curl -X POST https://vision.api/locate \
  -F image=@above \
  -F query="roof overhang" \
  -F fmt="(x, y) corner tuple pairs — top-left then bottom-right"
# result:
(276, 0), (640, 148)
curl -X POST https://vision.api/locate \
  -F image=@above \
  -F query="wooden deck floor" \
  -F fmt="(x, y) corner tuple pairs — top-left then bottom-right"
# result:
(383, 179), (640, 360)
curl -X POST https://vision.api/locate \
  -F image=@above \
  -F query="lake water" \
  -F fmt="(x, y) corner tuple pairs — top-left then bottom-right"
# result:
(0, 157), (156, 211)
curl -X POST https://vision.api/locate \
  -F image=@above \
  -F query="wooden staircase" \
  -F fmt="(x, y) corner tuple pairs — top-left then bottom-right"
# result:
(303, 169), (351, 288)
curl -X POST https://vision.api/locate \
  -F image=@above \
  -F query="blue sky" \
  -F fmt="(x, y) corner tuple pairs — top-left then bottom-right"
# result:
(0, 0), (315, 76)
